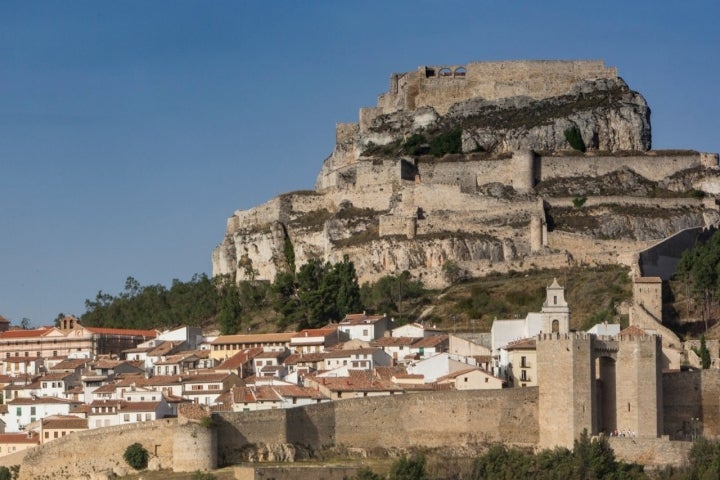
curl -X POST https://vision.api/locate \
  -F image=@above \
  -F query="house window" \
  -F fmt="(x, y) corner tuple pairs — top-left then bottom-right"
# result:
(553, 295), (557, 305)
(44, 432), (49, 439)
(485, 378), (489, 383)
(124, 414), (130, 422)
(136, 414), (142, 421)
(31, 407), (36, 415)
(552, 320), (559, 333)
(53, 431), (58, 438)
(145, 413), (151, 421)
(363, 329), (368, 337)
(16, 407), (21, 416)
(521, 356), (527, 368)
(521, 370), (527, 381)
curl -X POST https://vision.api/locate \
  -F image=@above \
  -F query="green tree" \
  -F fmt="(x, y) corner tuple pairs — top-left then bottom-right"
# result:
(389, 454), (430, 480)
(218, 281), (242, 335)
(695, 335), (712, 369)
(123, 442), (149, 470)
(0, 466), (10, 480)
(442, 260), (465, 284)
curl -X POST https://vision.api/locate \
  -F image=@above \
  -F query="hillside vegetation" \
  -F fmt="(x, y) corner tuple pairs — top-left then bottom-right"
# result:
(76, 263), (637, 335)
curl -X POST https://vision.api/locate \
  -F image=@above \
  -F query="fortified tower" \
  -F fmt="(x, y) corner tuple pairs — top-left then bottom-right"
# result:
(537, 330), (662, 449)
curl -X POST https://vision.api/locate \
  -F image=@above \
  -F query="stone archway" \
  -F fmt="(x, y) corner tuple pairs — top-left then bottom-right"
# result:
(595, 355), (617, 434)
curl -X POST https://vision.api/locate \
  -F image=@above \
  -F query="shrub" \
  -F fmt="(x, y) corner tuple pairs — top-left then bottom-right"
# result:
(564, 126), (586, 152)
(389, 454), (430, 480)
(0, 467), (10, 480)
(572, 196), (587, 209)
(123, 442), (149, 470)
(429, 129), (462, 156)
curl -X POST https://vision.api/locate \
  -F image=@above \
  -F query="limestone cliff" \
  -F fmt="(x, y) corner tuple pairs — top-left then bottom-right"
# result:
(213, 60), (720, 288)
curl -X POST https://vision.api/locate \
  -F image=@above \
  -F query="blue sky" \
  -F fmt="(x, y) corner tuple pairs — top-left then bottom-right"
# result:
(1, 1), (719, 326)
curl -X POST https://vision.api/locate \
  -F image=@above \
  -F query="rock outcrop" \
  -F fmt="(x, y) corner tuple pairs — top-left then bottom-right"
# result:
(213, 60), (720, 287)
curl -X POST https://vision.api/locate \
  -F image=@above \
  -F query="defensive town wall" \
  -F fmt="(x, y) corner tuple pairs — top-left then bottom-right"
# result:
(14, 389), (538, 478)
(214, 388), (539, 466)
(18, 418), (177, 480)
(16, 371), (720, 477)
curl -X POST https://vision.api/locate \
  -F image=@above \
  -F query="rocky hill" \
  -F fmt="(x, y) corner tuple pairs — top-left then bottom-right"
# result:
(213, 60), (720, 288)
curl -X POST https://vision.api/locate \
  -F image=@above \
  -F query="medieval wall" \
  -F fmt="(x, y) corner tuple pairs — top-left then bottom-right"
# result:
(215, 388), (539, 465)
(18, 419), (177, 480)
(663, 369), (720, 440)
(608, 437), (691, 468)
(377, 60), (618, 116)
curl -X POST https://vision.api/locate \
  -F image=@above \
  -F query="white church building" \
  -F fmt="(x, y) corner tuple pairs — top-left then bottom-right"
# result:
(491, 278), (570, 378)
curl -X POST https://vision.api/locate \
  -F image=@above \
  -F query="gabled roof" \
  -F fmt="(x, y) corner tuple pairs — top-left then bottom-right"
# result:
(619, 325), (647, 336)
(436, 367), (501, 382)
(292, 327), (338, 339)
(50, 358), (87, 371)
(217, 348), (263, 369)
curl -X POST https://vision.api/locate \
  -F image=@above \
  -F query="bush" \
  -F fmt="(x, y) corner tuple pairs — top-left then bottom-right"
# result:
(123, 442), (149, 470)
(572, 196), (587, 209)
(429, 129), (462, 156)
(389, 454), (430, 480)
(564, 126), (586, 152)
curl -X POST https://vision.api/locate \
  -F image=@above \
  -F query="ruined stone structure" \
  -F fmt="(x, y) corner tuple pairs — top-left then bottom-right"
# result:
(213, 60), (720, 288)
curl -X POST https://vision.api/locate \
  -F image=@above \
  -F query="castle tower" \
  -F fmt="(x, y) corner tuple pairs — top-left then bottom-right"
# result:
(537, 333), (595, 449)
(631, 277), (662, 322)
(540, 278), (570, 334)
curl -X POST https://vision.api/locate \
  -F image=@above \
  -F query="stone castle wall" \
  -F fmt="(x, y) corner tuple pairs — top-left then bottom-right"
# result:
(663, 369), (720, 440)
(19, 418), (177, 480)
(215, 388), (539, 465)
(376, 60), (617, 116)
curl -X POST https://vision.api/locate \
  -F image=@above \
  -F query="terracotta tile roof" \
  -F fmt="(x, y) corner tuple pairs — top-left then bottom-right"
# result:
(505, 338), (537, 350)
(50, 359), (87, 371)
(292, 327), (337, 338)
(4, 356), (42, 363)
(371, 337), (416, 347)
(41, 415), (87, 430)
(0, 433), (40, 444)
(436, 367), (498, 382)
(0, 405), (7, 414)
(120, 401), (162, 412)
(312, 370), (402, 393)
(92, 383), (118, 394)
(283, 352), (327, 365)
(411, 335), (449, 348)
(70, 404), (91, 415)
(619, 325), (647, 336)
(0, 315), (10, 324)
(84, 327), (158, 337)
(0, 328), (50, 339)
(217, 348), (263, 369)
(211, 333), (295, 345)
(373, 366), (408, 380)
(255, 350), (287, 359)
(147, 341), (183, 357)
